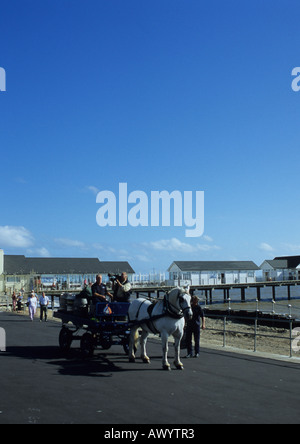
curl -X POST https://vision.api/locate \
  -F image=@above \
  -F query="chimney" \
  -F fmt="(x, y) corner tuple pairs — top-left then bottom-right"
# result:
(0, 250), (4, 275)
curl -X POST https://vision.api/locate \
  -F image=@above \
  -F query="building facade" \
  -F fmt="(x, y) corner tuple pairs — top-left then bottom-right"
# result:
(167, 261), (259, 286)
(0, 250), (135, 294)
(260, 256), (300, 281)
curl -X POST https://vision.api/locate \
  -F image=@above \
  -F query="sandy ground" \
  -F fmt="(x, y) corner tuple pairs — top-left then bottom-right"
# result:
(200, 317), (296, 358)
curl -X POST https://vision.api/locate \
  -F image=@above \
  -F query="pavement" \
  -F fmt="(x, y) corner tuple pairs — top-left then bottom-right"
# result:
(0, 311), (300, 424)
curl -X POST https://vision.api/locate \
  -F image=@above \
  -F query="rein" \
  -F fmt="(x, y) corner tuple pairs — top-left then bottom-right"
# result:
(164, 292), (187, 319)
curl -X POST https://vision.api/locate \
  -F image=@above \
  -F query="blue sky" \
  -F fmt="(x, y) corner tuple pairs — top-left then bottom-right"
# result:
(1, 0), (300, 273)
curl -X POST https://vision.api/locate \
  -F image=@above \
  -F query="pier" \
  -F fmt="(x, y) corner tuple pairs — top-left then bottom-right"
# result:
(1, 280), (300, 310)
(130, 280), (300, 304)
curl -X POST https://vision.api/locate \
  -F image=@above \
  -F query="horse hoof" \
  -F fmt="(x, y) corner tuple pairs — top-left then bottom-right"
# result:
(163, 365), (171, 371)
(129, 357), (136, 363)
(142, 357), (151, 364)
(176, 365), (184, 370)
(174, 361), (184, 370)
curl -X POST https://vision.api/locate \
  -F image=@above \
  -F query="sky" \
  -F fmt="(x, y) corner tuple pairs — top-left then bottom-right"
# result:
(1, 0), (300, 273)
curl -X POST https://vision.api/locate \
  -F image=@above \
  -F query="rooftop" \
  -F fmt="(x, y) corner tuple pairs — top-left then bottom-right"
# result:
(168, 261), (260, 272)
(3, 255), (135, 276)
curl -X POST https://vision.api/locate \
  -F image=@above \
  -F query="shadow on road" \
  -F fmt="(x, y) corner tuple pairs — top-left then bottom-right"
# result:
(2, 345), (162, 377)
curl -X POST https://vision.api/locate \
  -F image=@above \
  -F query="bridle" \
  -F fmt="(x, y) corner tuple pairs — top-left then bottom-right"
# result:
(164, 290), (191, 319)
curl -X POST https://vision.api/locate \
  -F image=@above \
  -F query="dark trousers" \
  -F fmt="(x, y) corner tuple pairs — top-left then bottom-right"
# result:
(186, 324), (201, 355)
(40, 305), (48, 321)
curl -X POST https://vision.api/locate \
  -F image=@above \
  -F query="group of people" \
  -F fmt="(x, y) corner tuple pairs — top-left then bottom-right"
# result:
(26, 291), (50, 322)
(11, 290), (50, 322)
(12, 272), (132, 322)
(11, 291), (24, 312)
(91, 272), (131, 302)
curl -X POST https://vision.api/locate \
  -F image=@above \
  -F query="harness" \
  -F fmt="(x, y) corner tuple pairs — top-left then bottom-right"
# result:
(133, 299), (163, 334)
(163, 292), (185, 319)
(131, 291), (188, 334)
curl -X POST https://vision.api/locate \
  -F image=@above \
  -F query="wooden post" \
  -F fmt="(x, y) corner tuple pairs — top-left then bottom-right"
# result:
(241, 287), (246, 302)
(51, 295), (55, 317)
(256, 286), (261, 301)
(287, 285), (291, 301)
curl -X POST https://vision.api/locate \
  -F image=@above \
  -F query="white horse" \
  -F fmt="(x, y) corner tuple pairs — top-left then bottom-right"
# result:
(128, 287), (193, 370)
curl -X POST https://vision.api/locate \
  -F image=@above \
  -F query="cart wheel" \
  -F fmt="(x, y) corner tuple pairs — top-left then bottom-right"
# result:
(80, 333), (95, 358)
(99, 334), (113, 350)
(59, 327), (73, 353)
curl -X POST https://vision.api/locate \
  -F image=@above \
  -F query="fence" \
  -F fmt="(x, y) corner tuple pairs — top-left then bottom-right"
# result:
(204, 311), (300, 358)
(0, 295), (10, 310)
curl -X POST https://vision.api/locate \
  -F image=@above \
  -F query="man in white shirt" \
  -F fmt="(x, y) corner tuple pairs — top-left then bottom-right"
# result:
(39, 292), (50, 322)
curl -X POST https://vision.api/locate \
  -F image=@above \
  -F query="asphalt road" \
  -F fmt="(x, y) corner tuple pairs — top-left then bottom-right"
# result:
(0, 311), (300, 424)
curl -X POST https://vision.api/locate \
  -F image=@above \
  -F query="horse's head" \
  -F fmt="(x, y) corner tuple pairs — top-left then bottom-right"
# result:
(167, 287), (193, 320)
(178, 287), (193, 321)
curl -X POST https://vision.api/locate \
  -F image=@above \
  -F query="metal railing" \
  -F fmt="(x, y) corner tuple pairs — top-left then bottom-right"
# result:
(204, 312), (300, 358)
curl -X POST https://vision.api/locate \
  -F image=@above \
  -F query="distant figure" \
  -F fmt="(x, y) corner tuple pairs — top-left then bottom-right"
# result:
(12, 292), (17, 312)
(39, 292), (50, 322)
(28, 291), (38, 321)
(17, 292), (23, 312)
(185, 295), (206, 358)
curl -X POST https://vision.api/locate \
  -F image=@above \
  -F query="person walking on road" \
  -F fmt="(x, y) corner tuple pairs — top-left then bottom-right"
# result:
(12, 291), (17, 312)
(28, 291), (38, 321)
(39, 292), (50, 322)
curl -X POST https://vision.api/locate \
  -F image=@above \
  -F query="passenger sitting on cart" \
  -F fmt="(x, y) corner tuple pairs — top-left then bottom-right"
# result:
(113, 272), (132, 303)
(90, 275), (113, 315)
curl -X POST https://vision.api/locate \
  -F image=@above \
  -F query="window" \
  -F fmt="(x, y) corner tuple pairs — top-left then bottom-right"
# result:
(6, 277), (21, 283)
(182, 272), (191, 280)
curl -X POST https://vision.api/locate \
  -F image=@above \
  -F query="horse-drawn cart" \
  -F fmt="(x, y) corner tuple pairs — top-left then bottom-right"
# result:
(54, 287), (193, 370)
(54, 302), (132, 357)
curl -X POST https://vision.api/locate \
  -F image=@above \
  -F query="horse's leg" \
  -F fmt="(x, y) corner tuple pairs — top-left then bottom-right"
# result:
(173, 331), (184, 370)
(161, 331), (171, 370)
(129, 327), (139, 363)
(140, 329), (150, 363)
